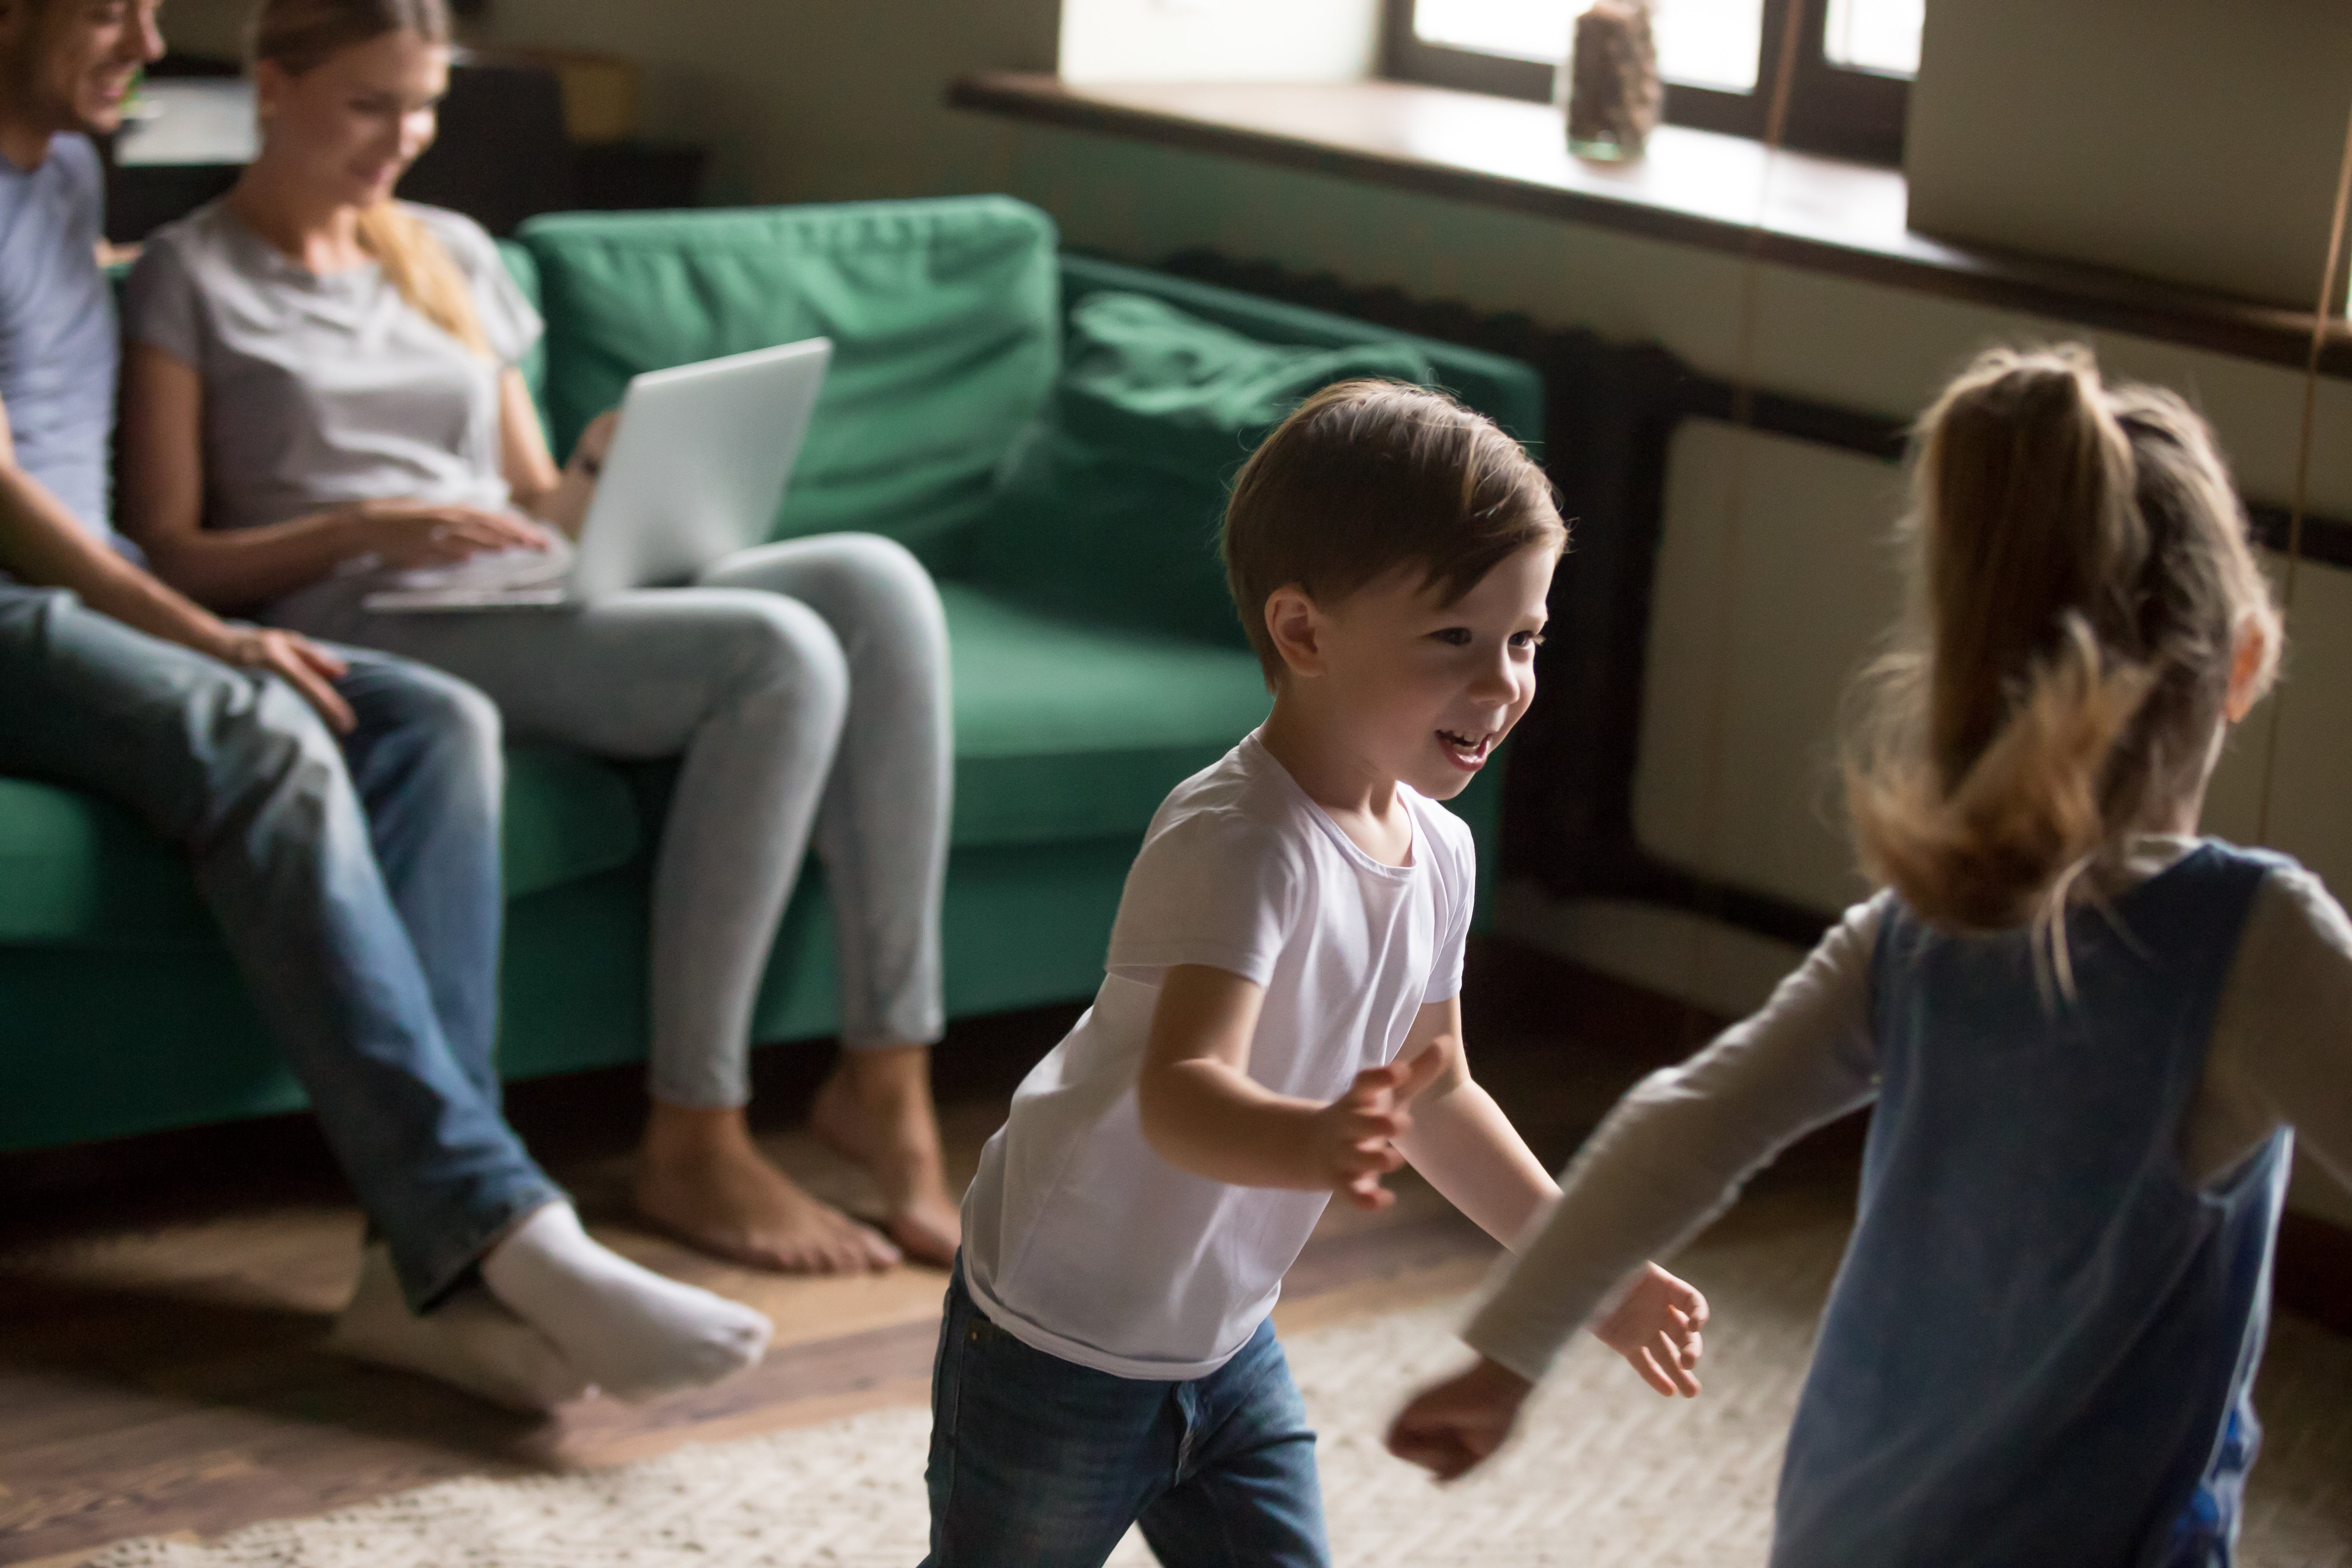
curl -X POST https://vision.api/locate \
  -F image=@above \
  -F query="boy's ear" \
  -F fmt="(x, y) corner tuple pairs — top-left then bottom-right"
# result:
(1263, 585), (1326, 680)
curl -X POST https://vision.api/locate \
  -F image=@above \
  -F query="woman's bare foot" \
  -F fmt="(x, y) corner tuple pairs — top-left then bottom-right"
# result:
(634, 1102), (900, 1274)
(810, 1044), (963, 1268)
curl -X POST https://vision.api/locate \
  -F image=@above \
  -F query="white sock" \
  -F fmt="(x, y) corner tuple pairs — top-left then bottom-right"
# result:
(328, 1243), (591, 1412)
(479, 1203), (772, 1403)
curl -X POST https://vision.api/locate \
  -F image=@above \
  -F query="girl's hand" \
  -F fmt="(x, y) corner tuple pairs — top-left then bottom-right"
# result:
(1387, 1355), (1532, 1481)
(1590, 1261), (1707, 1397)
(347, 499), (552, 567)
(1307, 1051), (1446, 1210)
(211, 625), (355, 733)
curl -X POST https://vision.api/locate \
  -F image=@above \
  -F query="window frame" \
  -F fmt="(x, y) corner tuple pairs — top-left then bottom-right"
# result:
(1379, 0), (1909, 166)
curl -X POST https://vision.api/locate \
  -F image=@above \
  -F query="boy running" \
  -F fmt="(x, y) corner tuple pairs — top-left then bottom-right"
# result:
(925, 381), (1706, 1568)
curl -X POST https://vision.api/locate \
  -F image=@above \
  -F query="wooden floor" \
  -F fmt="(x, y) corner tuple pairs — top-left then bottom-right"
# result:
(0, 944), (1886, 1565)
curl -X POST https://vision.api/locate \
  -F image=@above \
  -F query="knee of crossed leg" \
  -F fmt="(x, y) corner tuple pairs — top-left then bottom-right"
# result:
(726, 595), (850, 744)
(820, 534), (949, 659)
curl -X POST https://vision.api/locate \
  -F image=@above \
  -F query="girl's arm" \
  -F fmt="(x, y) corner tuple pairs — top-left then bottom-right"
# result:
(1389, 899), (1885, 1479)
(499, 370), (613, 540)
(1395, 998), (1708, 1399)
(2203, 866), (2352, 1190)
(1460, 897), (1886, 1382)
(119, 345), (548, 612)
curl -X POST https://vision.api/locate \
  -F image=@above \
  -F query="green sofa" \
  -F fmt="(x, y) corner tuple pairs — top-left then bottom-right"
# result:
(0, 196), (1546, 1154)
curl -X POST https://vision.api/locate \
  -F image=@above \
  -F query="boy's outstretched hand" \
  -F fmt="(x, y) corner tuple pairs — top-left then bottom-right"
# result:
(1386, 1355), (1531, 1482)
(1308, 1050), (1447, 1210)
(1591, 1261), (1707, 1398)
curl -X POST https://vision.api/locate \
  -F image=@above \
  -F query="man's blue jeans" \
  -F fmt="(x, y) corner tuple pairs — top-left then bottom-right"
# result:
(921, 1260), (1329, 1568)
(0, 587), (560, 1306)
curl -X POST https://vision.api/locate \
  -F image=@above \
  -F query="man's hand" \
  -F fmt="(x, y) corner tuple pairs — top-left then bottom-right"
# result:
(211, 625), (355, 733)
(1387, 1355), (1532, 1482)
(1590, 1261), (1707, 1398)
(1308, 1049), (1446, 1210)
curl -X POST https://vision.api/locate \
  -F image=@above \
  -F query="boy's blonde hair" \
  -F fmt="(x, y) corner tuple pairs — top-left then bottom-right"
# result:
(1222, 380), (1564, 686)
(251, 0), (492, 359)
(1843, 345), (2281, 940)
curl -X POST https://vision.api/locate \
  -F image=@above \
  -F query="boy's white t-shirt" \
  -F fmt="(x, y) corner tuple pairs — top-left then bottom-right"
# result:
(961, 730), (1476, 1380)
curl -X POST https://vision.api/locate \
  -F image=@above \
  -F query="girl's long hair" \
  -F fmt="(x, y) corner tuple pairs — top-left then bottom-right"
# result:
(1842, 346), (2280, 974)
(251, 0), (491, 357)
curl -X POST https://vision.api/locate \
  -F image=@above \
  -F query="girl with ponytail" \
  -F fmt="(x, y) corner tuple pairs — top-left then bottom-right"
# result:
(114, 0), (965, 1393)
(1389, 345), (2352, 1568)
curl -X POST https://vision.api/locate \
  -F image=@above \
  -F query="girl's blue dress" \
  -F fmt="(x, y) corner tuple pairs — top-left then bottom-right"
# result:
(1774, 842), (2292, 1568)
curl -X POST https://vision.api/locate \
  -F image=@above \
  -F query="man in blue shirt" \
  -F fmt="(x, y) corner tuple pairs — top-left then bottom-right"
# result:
(0, 0), (771, 1410)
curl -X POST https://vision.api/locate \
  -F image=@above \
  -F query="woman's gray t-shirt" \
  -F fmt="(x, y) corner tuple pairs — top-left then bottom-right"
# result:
(122, 199), (542, 535)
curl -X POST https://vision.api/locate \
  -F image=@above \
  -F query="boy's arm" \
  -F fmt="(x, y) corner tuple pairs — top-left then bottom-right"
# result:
(1136, 963), (1442, 1206)
(1393, 997), (1706, 1400)
(1388, 996), (1556, 1243)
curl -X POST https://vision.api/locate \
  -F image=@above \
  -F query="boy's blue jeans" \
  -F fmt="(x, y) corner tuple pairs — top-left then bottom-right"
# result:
(921, 1260), (1329, 1568)
(0, 587), (560, 1307)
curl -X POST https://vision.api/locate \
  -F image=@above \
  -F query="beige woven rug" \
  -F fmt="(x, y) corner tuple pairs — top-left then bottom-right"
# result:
(85, 1209), (2352, 1567)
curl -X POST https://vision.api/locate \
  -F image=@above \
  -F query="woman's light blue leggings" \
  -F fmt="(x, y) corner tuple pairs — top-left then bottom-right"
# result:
(273, 532), (953, 1108)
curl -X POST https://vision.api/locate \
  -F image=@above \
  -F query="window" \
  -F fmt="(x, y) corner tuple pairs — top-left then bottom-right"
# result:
(1382, 0), (1918, 165)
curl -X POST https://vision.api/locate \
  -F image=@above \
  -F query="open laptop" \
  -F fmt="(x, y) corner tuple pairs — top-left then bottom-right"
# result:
(363, 337), (833, 612)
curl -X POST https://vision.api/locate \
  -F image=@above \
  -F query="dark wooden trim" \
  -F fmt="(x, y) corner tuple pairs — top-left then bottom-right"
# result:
(949, 74), (2352, 381)
(1142, 248), (2352, 958)
(2276, 1210), (2352, 1336)
(1379, 0), (1556, 103)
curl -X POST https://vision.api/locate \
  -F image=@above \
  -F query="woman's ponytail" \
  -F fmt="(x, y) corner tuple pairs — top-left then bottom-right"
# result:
(354, 202), (491, 358)
(1842, 345), (2272, 956)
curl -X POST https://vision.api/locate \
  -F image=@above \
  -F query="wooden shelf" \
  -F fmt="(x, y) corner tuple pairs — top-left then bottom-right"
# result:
(952, 73), (2352, 380)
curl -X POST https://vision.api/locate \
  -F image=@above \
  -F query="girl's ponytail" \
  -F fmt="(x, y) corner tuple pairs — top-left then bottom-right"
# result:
(1843, 346), (2275, 954)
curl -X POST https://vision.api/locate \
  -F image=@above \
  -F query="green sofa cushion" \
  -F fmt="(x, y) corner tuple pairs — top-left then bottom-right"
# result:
(941, 582), (1272, 847)
(1057, 255), (1546, 455)
(968, 292), (1436, 646)
(519, 197), (1061, 560)
(0, 741), (640, 946)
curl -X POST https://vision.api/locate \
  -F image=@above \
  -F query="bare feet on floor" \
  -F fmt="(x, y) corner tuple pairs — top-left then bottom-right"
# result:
(810, 1044), (963, 1268)
(634, 1102), (901, 1275)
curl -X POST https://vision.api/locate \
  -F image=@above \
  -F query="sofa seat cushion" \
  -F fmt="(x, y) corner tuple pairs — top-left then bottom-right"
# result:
(500, 742), (642, 900)
(519, 197), (1061, 563)
(943, 582), (1271, 848)
(968, 291), (1436, 646)
(0, 742), (640, 946)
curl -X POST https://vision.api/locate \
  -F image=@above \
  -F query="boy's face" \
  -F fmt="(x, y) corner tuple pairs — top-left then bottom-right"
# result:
(1294, 538), (1557, 802)
(0, 0), (162, 143)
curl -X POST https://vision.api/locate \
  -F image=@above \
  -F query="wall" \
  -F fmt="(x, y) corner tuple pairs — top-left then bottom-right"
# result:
(1907, 0), (2352, 310)
(1061, 0), (1382, 84)
(154, 0), (1058, 206)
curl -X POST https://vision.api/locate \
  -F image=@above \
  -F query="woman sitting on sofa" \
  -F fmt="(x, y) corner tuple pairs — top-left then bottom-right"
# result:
(116, 0), (962, 1275)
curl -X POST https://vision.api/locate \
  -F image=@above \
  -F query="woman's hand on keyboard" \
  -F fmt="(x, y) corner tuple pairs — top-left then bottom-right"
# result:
(346, 500), (554, 567)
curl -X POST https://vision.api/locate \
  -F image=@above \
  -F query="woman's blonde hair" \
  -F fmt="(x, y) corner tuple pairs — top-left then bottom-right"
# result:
(1843, 345), (2280, 962)
(251, 0), (490, 357)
